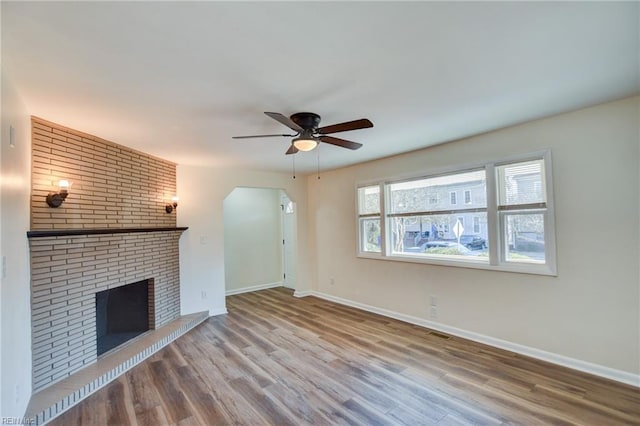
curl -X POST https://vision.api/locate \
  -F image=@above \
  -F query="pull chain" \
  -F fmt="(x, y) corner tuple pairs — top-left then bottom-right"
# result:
(292, 154), (296, 179)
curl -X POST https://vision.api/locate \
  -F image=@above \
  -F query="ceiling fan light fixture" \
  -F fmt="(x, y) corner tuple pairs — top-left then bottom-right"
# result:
(293, 137), (318, 152)
(293, 129), (318, 151)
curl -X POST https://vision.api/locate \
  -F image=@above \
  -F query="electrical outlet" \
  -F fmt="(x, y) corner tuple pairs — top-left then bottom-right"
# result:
(430, 306), (438, 319)
(199, 236), (208, 245)
(201, 291), (207, 299)
(430, 295), (438, 306)
(9, 126), (15, 148)
(329, 277), (335, 285)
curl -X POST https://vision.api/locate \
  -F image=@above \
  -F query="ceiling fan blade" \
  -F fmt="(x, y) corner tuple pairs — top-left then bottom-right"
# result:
(232, 133), (295, 139)
(285, 144), (299, 155)
(265, 112), (304, 132)
(319, 135), (363, 150)
(317, 118), (373, 135)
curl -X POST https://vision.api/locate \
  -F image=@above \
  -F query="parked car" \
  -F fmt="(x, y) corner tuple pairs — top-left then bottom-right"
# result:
(459, 235), (487, 250)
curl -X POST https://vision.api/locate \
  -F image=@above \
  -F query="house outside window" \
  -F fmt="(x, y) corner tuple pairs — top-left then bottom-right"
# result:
(386, 170), (486, 257)
(357, 150), (556, 275)
(496, 158), (548, 264)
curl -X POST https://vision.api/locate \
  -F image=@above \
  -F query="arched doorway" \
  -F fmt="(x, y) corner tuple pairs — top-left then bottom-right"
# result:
(223, 187), (297, 295)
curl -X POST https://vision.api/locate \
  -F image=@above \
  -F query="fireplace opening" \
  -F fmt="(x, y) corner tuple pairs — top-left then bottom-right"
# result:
(96, 279), (150, 356)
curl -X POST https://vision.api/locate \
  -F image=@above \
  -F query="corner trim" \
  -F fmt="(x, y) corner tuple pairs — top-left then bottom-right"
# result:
(308, 291), (640, 388)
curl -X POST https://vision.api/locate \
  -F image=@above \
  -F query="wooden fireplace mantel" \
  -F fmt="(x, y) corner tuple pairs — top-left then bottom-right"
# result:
(27, 226), (188, 238)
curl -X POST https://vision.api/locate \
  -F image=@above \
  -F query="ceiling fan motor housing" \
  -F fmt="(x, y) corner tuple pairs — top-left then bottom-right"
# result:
(290, 112), (321, 130)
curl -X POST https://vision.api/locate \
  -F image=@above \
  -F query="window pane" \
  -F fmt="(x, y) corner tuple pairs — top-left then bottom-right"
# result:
(389, 170), (486, 214)
(498, 159), (545, 206)
(504, 213), (545, 263)
(358, 186), (380, 215)
(473, 216), (480, 233)
(360, 218), (381, 252)
(389, 213), (488, 260)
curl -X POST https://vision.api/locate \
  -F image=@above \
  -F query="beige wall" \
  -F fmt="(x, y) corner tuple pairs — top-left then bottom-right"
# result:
(223, 187), (283, 293)
(307, 96), (639, 380)
(1, 72), (32, 416)
(177, 166), (310, 316)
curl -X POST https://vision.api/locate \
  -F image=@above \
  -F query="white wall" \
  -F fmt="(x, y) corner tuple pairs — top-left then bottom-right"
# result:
(223, 187), (282, 292)
(177, 167), (309, 316)
(307, 96), (640, 381)
(0, 72), (33, 416)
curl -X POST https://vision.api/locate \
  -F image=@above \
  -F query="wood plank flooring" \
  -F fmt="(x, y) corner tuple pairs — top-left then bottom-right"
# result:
(50, 288), (640, 425)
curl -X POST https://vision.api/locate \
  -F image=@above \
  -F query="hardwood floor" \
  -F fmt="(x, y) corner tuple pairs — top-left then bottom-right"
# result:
(50, 288), (640, 425)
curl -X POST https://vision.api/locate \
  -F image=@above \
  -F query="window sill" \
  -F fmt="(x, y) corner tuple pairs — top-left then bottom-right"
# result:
(357, 252), (557, 276)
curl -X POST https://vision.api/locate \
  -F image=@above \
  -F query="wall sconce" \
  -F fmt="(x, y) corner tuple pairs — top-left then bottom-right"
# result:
(46, 180), (70, 208)
(165, 196), (179, 213)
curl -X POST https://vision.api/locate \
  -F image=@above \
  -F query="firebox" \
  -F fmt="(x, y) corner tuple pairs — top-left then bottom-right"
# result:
(95, 279), (150, 356)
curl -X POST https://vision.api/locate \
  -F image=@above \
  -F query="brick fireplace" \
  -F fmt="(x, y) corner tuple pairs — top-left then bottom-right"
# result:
(28, 229), (183, 391)
(28, 117), (187, 392)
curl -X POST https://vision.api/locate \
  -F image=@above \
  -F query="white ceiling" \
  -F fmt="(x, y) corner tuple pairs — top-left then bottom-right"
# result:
(2, 1), (638, 174)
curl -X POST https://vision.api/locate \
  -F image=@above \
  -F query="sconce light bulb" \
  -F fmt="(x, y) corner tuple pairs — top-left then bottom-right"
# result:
(46, 179), (71, 208)
(166, 196), (179, 213)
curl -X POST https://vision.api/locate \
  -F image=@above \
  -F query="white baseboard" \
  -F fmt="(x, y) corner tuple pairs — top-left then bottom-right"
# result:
(209, 307), (228, 316)
(300, 290), (639, 388)
(293, 290), (312, 298)
(225, 282), (283, 296)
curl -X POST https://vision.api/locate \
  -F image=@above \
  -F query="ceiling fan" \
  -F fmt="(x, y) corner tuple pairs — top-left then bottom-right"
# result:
(233, 112), (373, 155)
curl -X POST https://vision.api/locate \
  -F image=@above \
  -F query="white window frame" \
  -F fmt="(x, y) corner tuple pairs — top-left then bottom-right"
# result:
(356, 183), (384, 257)
(356, 150), (557, 276)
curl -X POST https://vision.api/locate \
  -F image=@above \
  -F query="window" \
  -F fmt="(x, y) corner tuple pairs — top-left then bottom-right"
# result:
(357, 185), (381, 253)
(464, 190), (471, 204)
(496, 159), (547, 264)
(357, 151), (556, 275)
(386, 170), (486, 260)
